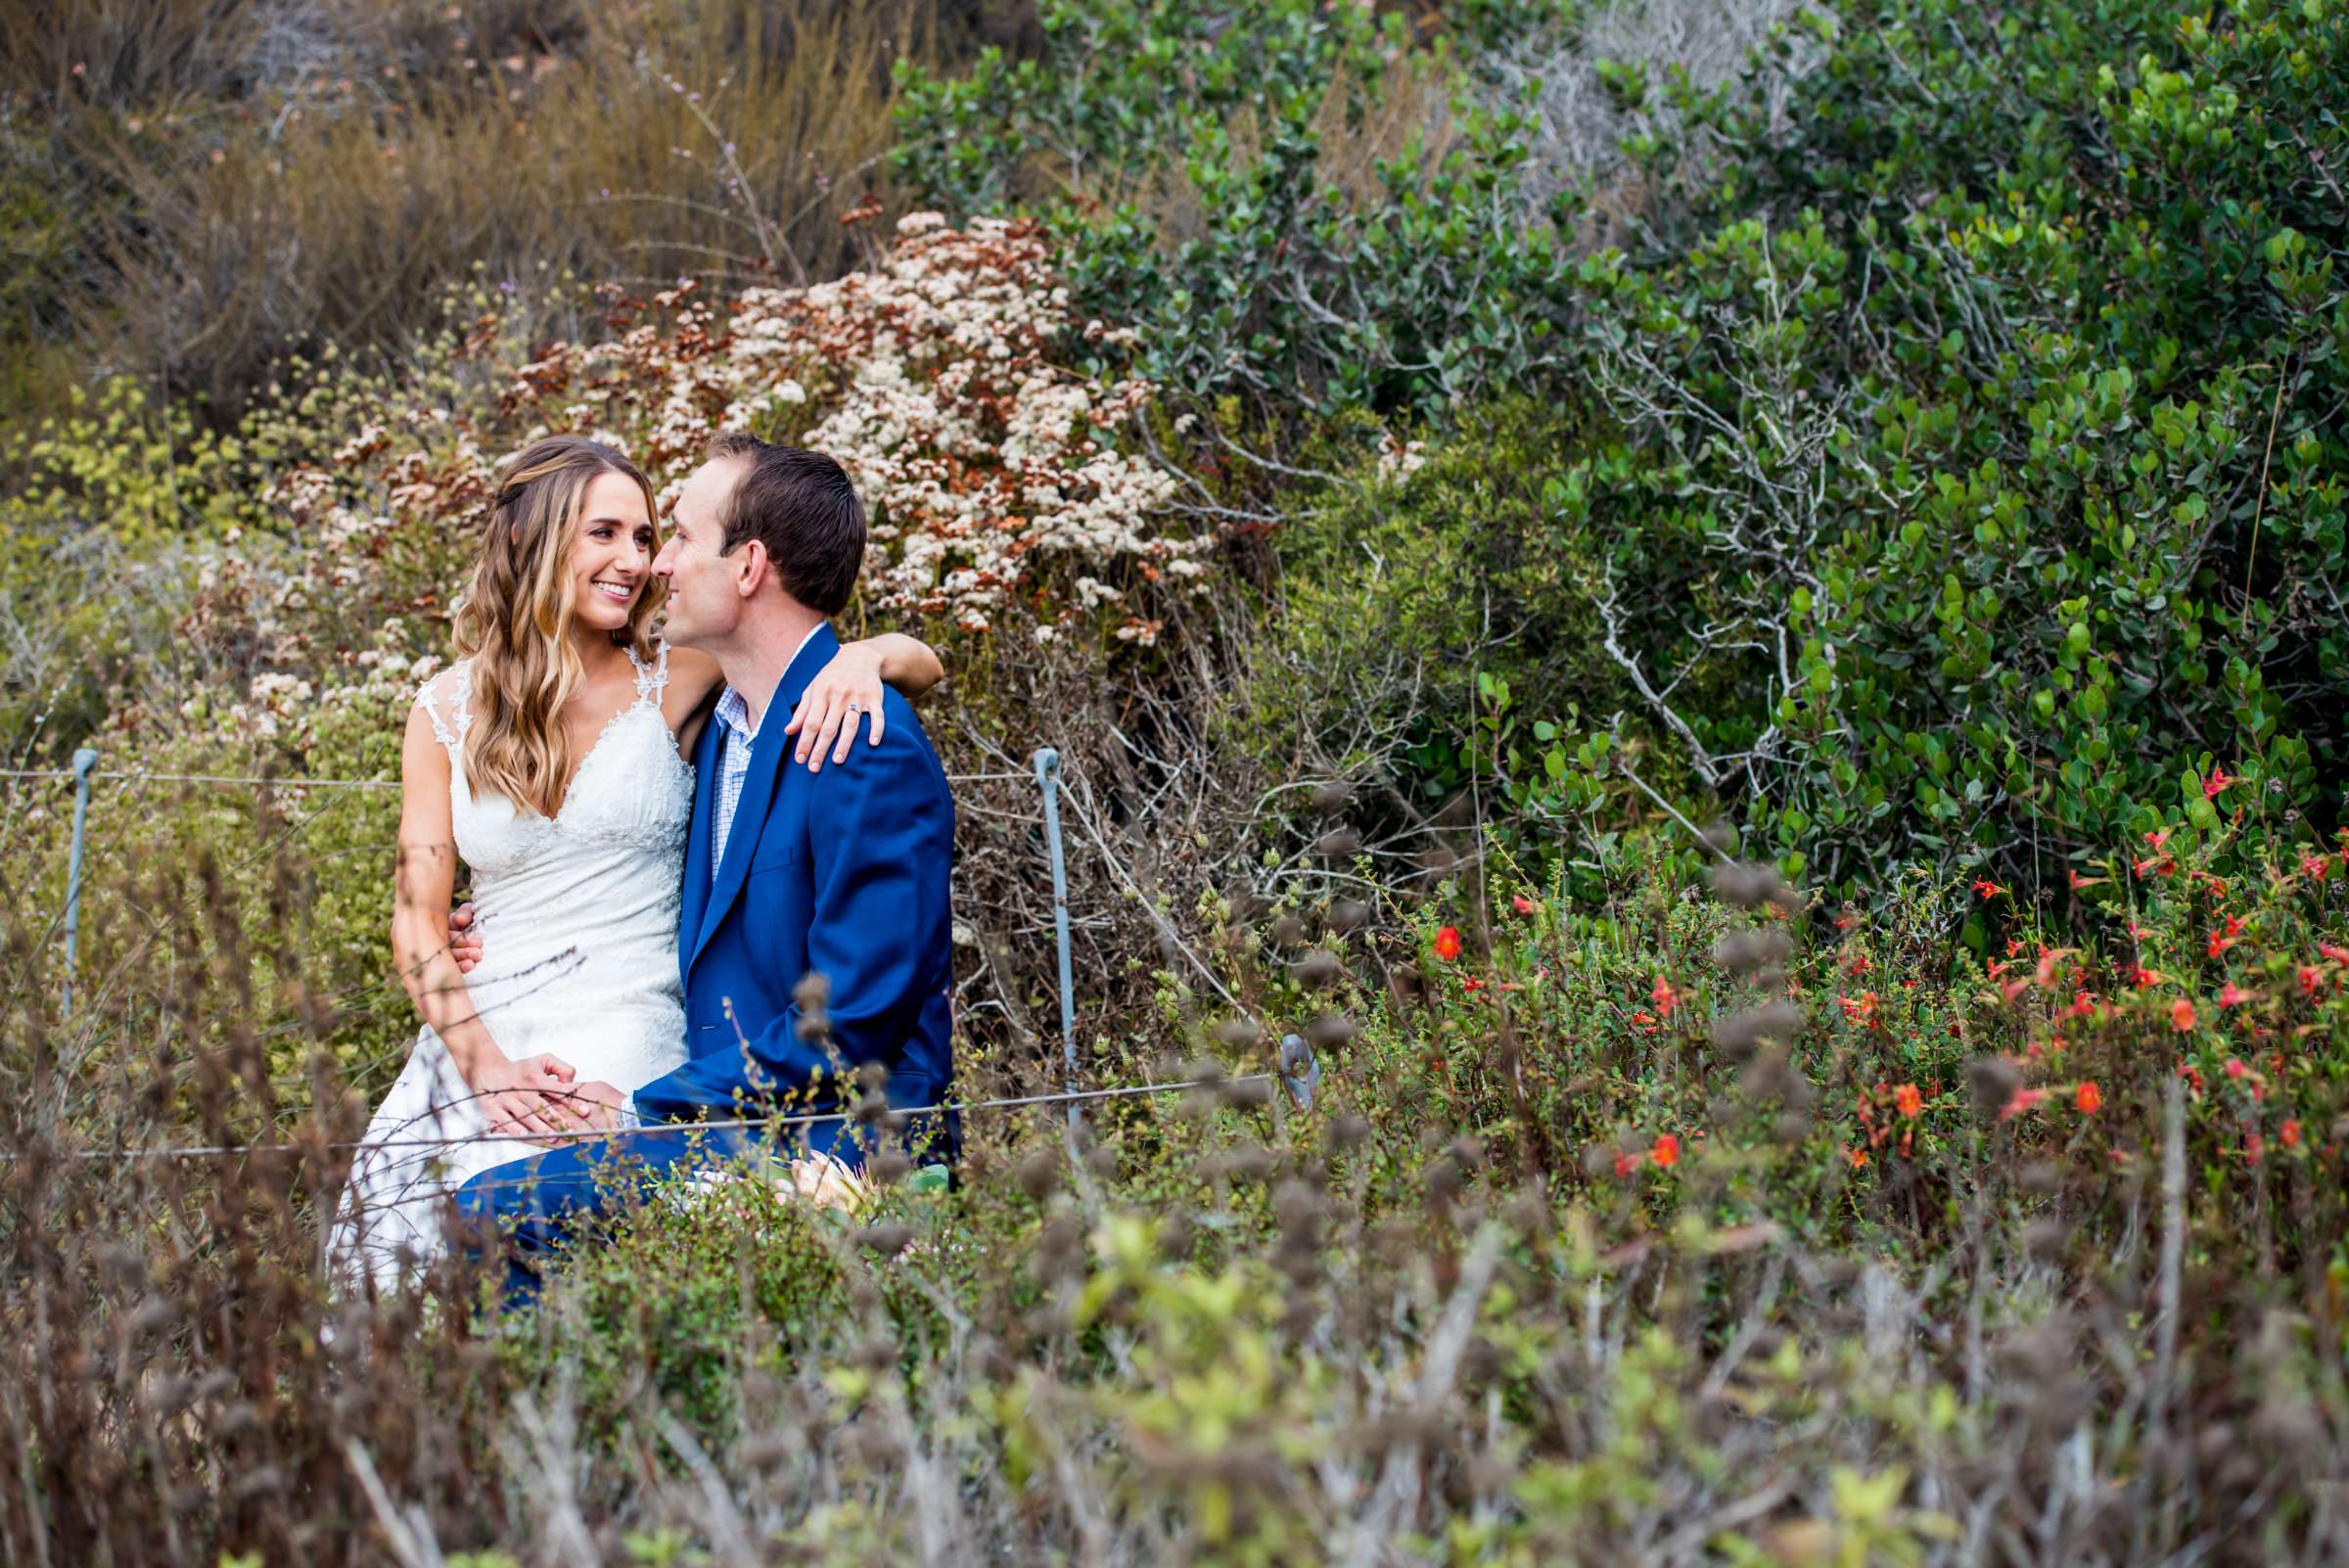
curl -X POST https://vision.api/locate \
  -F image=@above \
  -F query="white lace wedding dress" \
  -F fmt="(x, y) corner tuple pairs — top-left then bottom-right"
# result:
(326, 642), (694, 1293)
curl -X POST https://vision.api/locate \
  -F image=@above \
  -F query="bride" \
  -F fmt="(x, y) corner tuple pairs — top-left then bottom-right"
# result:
(327, 435), (942, 1292)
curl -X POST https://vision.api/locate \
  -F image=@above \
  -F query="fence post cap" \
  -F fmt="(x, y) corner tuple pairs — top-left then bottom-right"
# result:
(71, 747), (99, 778)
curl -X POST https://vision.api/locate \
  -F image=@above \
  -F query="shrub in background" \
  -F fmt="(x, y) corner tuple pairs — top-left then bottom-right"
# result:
(892, 0), (1582, 422)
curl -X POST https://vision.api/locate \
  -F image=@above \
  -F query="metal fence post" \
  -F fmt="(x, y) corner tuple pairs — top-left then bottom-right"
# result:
(1033, 748), (1080, 1132)
(64, 746), (97, 1016)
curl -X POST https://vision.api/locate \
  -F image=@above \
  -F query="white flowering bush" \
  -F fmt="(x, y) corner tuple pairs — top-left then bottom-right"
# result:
(125, 214), (1215, 761)
(499, 212), (1201, 637)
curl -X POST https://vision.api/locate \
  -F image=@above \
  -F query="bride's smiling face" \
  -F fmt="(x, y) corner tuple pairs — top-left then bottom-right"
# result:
(569, 472), (659, 634)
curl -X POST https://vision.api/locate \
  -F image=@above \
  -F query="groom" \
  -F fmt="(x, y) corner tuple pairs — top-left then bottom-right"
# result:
(454, 435), (957, 1302)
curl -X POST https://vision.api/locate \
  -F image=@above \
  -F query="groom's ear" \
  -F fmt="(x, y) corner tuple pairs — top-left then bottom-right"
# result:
(732, 536), (772, 599)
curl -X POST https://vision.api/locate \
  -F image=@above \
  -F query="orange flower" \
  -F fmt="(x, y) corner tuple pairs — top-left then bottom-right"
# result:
(2203, 765), (2233, 800)
(1895, 1084), (1923, 1119)
(2170, 998), (2197, 1032)
(1650, 976), (1680, 1017)
(2280, 1119), (2302, 1149)
(1432, 925), (1461, 962)
(2074, 1081), (2102, 1115)
(1844, 1145), (1868, 1170)
(1650, 1132), (1681, 1169)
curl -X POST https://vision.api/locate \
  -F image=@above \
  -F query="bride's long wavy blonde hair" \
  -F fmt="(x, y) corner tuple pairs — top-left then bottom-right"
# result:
(452, 437), (664, 816)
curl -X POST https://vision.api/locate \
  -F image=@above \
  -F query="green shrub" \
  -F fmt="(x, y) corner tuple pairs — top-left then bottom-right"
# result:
(892, 0), (1581, 421)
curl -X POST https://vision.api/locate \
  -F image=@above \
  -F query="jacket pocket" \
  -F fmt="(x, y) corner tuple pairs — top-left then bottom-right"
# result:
(747, 839), (802, 876)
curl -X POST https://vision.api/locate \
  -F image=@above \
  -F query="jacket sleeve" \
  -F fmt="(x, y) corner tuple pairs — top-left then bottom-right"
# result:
(631, 704), (953, 1122)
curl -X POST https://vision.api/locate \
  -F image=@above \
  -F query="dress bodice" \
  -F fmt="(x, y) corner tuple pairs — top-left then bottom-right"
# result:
(411, 644), (694, 1056)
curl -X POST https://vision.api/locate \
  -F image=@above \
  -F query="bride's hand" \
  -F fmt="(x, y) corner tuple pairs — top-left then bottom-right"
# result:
(474, 1052), (577, 1142)
(786, 644), (887, 772)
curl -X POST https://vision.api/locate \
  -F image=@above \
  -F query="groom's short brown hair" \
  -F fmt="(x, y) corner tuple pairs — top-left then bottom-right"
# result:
(707, 433), (865, 616)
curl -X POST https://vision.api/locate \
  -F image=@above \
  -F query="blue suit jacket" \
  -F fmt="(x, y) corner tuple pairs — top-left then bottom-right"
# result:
(653, 621), (958, 1156)
(455, 623), (956, 1291)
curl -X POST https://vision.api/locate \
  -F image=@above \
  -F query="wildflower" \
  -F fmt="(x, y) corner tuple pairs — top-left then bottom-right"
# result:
(2144, 827), (2171, 849)
(2206, 930), (2234, 958)
(2299, 965), (2321, 997)
(2245, 1132), (2266, 1166)
(1433, 926), (1462, 962)
(2170, 998), (2197, 1032)
(2225, 1057), (2247, 1080)
(2280, 1119), (2301, 1149)
(1972, 878), (2003, 899)
(1650, 977), (1680, 1017)
(1512, 895), (1537, 915)
(2074, 1081), (2102, 1114)
(1895, 1084), (1923, 1119)
(2000, 1086), (2047, 1122)
(2130, 966), (2164, 989)
(1613, 1151), (1642, 1178)
(1844, 1145), (1868, 1170)
(2220, 982), (2253, 1007)
(2304, 854), (2333, 883)
(1650, 1133), (1681, 1169)
(2203, 765), (2233, 800)
(2321, 942), (2349, 964)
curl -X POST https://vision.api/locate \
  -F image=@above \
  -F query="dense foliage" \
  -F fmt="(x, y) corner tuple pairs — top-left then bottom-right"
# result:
(4, 0), (2347, 1562)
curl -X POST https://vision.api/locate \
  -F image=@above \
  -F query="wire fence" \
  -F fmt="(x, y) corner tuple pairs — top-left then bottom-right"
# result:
(8, 740), (1324, 1165)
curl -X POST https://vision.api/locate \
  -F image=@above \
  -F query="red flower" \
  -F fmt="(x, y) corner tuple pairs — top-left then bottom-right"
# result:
(2299, 965), (2322, 997)
(2074, 1081), (2102, 1115)
(2203, 765), (2233, 800)
(2000, 1086), (2046, 1122)
(2304, 855), (2334, 884)
(1895, 1083), (1923, 1119)
(1844, 1145), (1868, 1170)
(2280, 1119), (2301, 1149)
(1650, 1132), (1681, 1169)
(2131, 966), (2164, 989)
(1432, 926), (1461, 962)
(2145, 827), (2171, 849)
(2220, 982), (2253, 1008)
(2170, 998), (2197, 1032)
(2206, 931), (2234, 958)
(1511, 895), (1537, 915)
(1971, 878), (2003, 899)
(2245, 1132), (2266, 1166)
(1613, 1151), (1642, 1178)
(2225, 1056), (2247, 1080)
(2321, 942), (2349, 964)
(1650, 976), (1680, 1017)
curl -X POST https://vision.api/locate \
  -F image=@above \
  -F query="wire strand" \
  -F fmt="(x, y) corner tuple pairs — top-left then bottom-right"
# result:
(35, 1075), (1277, 1163)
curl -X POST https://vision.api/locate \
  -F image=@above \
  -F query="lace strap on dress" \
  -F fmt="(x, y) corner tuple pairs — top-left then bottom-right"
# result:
(413, 661), (474, 751)
(628, 640), (670, 706)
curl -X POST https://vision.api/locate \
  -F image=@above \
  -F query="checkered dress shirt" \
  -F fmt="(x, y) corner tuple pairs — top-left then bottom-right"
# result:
(708, 684), (759, 884)
(706, 623), (824, 883)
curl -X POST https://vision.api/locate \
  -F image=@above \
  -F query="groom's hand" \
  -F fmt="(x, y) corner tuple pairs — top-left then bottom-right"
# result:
(448, 901), (483, 974)
(553, 1080), (628, 1132)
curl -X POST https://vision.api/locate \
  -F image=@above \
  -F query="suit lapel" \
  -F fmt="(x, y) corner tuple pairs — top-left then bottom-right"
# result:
(687, 623), (839, 976)
(677, 715), (721, 984)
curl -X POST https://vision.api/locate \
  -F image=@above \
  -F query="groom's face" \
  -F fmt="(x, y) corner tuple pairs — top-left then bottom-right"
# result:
(653, 456), (752, 650)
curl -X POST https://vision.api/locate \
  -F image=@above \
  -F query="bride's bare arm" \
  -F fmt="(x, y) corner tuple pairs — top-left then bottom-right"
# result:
(787, 631), (946, 771)
(662, 634), (946, 769)
(392, 700), (576, 1139)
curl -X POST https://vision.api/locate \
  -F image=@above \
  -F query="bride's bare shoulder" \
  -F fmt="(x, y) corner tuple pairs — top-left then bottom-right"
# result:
(661, 644), (724, 708)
